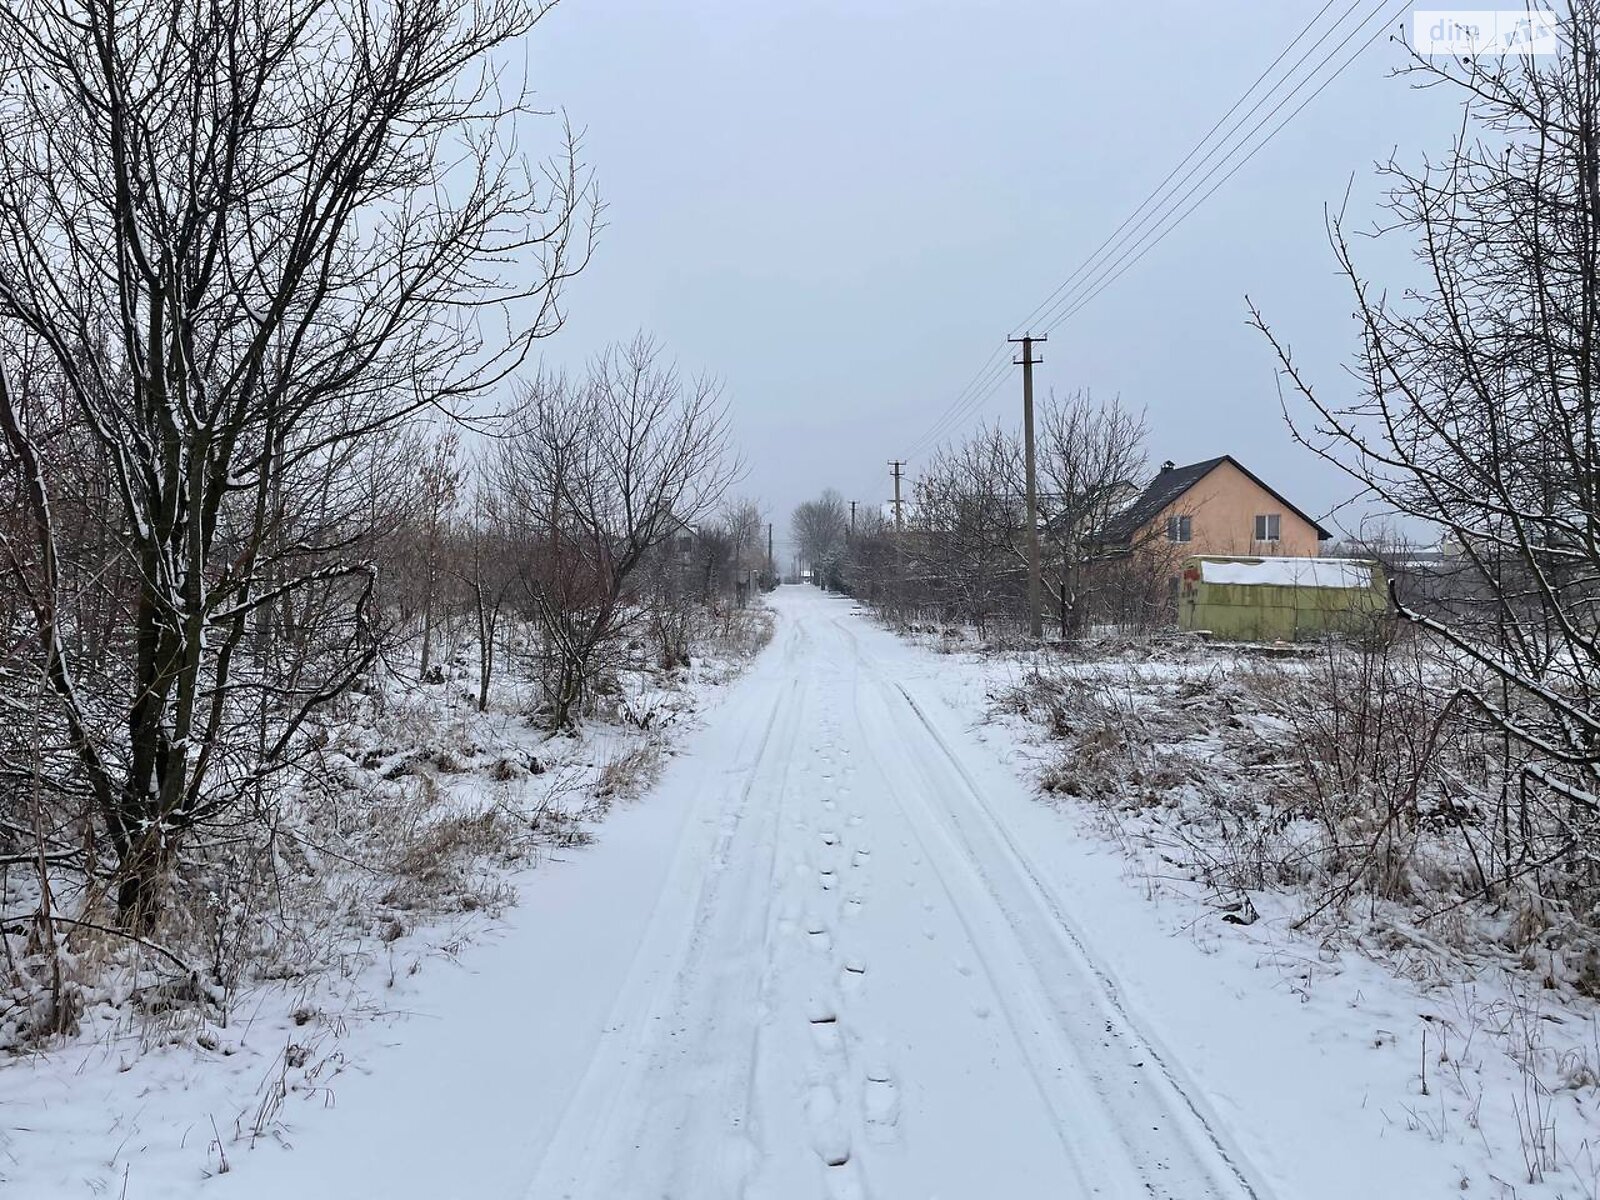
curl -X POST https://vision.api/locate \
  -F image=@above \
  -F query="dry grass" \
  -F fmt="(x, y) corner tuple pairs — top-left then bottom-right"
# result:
(0, 596), (776, 1133)
(995, 636), (1600, 988)
(988, 634), (1600, 1188)
(590, 738), (666, 808)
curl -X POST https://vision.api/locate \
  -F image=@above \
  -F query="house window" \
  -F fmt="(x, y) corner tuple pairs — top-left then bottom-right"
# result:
(1254, 513), (1281, 543)
(1166, 514), (1192, 543)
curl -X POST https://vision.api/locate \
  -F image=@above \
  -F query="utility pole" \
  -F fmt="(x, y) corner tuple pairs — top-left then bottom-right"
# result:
(767, 523), (774, 577)
(1009, 333), (1046, 640)
(849, 500), (858, 535)
(888, 460), (905, 532)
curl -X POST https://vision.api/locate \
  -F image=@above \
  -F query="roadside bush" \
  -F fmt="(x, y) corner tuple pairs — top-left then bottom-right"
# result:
(998, 631), (1600, 996)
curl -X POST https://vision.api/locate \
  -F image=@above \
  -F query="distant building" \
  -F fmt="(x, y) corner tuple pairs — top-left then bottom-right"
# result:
(662, 513), (698, 559)
(1095, 455), (1332, 559)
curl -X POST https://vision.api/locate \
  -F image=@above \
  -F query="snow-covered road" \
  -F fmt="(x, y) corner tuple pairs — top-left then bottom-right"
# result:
(190, 586), (1298, 1200)
(527, 586), (1269, 1200)
(39, 583), (1571, 1200)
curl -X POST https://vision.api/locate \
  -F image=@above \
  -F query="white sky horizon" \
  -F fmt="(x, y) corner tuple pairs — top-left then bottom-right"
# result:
(523, 1), (1467, 558)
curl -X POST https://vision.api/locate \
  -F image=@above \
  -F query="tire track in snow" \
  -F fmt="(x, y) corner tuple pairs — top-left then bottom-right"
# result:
(842, 671), (1108, 1198)
(818, 618), (1096, 1198)
(858, 663), (1271, 1199)
(524, 660), (805, 1200)
(831, 607), (1270, 1197)
(888, 681), (1273, 1199)
(523, 597), (1277, 1200)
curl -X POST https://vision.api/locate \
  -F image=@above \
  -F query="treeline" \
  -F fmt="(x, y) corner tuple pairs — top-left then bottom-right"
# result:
(0, 0), (753, 1023)
(791, 392), (1179, 641)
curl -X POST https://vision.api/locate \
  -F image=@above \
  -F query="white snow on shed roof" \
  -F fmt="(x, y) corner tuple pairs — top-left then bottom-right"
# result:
(1199, 558), (1373, 589)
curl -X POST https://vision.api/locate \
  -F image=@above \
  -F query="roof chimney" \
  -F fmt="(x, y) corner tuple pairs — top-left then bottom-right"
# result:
(1160, 460), (1175, 473)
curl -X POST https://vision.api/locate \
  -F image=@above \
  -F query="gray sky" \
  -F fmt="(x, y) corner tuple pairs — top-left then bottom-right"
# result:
(529, 0), (1462, 558)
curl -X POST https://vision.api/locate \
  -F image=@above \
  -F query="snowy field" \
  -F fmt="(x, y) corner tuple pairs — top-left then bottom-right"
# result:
(6, 586), (1598, 1198)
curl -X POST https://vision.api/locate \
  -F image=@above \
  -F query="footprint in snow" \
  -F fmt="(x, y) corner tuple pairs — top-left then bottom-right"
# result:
(863, 1080), (900, 1144)
(840, 957), (868, 993)
(807, 1002), (844, 1054)
(806, 1084), (852, 1166)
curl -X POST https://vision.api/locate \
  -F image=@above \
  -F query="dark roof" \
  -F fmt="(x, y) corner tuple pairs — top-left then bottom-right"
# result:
(1095, 455), (1332, 545)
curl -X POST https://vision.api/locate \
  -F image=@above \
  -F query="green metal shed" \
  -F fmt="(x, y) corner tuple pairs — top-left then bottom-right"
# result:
(1177, 555), (1388, 642)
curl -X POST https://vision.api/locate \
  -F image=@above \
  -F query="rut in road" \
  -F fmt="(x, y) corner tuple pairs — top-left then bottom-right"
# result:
(527, 587), (1273, 1200)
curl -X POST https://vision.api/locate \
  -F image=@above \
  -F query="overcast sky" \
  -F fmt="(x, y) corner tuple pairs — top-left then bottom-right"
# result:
(526, 0), (1462, 558)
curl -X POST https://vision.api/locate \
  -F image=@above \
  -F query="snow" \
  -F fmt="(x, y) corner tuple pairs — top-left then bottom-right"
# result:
(909, 629), (1600, 1200)
(5, 587), (1593, 1198)
(525, 592), (1265, 1199)
(1199, 557), (1373, 588)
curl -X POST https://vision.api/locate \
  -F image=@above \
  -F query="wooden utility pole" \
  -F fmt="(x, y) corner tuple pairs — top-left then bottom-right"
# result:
(767, 523), (774, 576)
(888, 460), (905, 531)
(1009, 333), (1046, 640)
(849, 499), (858, 535)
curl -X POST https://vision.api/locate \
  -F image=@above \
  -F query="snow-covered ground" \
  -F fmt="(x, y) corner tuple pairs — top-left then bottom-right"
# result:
(905, 619), (1600, 1200)
(8, 586), (1594, 1197)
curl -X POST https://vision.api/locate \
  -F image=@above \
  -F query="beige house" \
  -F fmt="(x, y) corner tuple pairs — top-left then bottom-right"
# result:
(1096, 455), (1330, 560)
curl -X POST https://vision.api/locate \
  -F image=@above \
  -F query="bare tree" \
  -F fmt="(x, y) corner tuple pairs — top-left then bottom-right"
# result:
(1036, 392), (1152, 639)
(911, 424), (1025, 633)
(722, 496), (766, 597)
(458, 474), (518, 713)
(841, 508), (898, 609)
(691, 526), (736, 601)
(415, 430), (463, 683)
(496, 338), (738, 727)
(0, 0), (596, 927)
(792, 490), (850, 587)
(1252, 3), (1600, 871)
(846, 395), (1162, 639)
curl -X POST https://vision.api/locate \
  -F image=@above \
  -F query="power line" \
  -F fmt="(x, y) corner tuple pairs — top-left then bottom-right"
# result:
(1030, 0), (1408, 340)
(1020, 0), (1386, 337)
(1007, 0), (1352, 339)
(910, 4), (1366, 460)
(906, 343), (1011, 458)
(911, 13), (1377, 462)
(1030, 0), (1407, 337)
(908, 354), (1012, 457)
(902, 0), (1408, 464)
